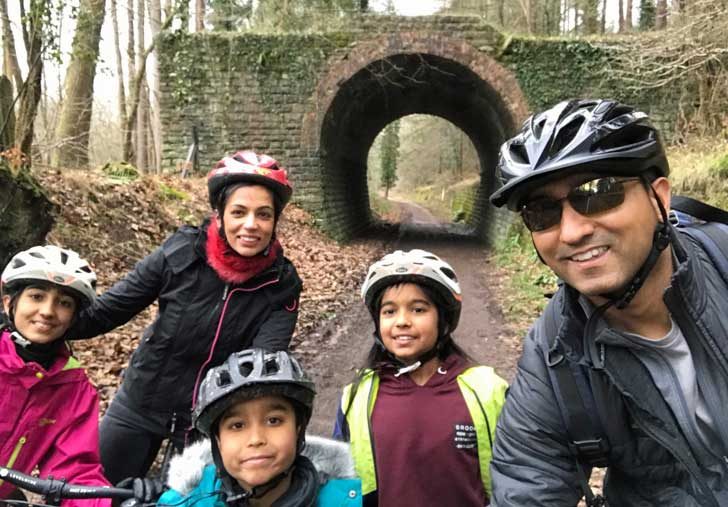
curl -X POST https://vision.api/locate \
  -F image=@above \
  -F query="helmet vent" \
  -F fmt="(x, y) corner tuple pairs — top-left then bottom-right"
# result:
(29, 252), (43, 259)
(239, 362), (254, 378)
(217, 370), (232, 387)
(60, 251), (69, 264)
(264, 358), (279, 376)
(509, 143), (529, 164)
(550, 117), (584, 157)
(11, 259), (25, 269)
(596, 125), (652, 151)
(440, 267), (457, 283)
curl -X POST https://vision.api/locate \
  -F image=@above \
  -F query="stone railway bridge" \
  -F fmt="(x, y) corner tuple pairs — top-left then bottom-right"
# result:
(157, 15), (663, 243)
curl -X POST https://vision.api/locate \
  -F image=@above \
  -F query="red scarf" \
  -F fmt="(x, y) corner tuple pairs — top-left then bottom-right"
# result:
(205, 220), (282, 284)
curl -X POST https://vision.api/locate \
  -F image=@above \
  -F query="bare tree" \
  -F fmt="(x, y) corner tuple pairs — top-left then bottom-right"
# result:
(136, 0), (149, 170)
(111, 0), (127, 150)
(618, 0), (625, 31)
(14, 0), (47, 161)
(125, 0), (137, 161)
(52, 0), (106, 168)
(123, 3), (177, 163)
(0, 0), (22, 93)
(613, 0), (728, 136)
(656, 0), (667, 28)
(626, 0), (633, 29)
(196, 0), (205, 30)
(149, 0), (162, 172)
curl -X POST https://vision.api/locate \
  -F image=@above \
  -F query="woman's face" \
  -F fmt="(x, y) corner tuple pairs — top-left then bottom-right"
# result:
(2, 285), (77, 344)
(221, 185), (276, 257)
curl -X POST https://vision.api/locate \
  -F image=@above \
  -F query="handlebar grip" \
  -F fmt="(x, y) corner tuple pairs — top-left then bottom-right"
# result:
(0, 467), (135, 500)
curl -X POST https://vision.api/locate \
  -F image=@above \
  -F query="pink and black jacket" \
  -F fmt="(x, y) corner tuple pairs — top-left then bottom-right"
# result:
(0, 330), (110, 507)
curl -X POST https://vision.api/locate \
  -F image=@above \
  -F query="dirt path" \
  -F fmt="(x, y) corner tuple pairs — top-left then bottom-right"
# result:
(301, 201), (519, 436)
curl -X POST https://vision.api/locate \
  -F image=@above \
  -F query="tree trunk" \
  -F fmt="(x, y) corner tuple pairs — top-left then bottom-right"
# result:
(0, 74), (14, 149)
(149, 0), (162, 172)
(626, 0), (633, 29)
(0, 165), (55, 269)
(195, 0), (204, 31)
(655, 0), (667, 29)
(601, 0), (607, 33)
(52, 0), (106, 168)
(14, 0), (44, 162)
(124, 0), (136, 162)
(111, 0), (127, 152)
(618, 0), (625, 31)
(123, 8), (176, 165)
(581, 0), (600, 33)
(136, 0), (148, 171)
(0, 0), (22, 93)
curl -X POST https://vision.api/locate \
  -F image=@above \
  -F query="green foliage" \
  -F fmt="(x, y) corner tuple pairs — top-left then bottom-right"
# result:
(251, 0), (363, 32)
(639, 0), (656, 30)
(500, 38), (611, 111)
(379, 120), (400, 197)
(493, 222), (558, 321)
(101, 161), (140, 181)
(711, 153), (728, 179)
(158, 182), (190, 201)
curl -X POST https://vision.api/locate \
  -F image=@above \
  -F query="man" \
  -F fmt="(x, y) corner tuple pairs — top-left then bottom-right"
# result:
(488, 99), (728, 506)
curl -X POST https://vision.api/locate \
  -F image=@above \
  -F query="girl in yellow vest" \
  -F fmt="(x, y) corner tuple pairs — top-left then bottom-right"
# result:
(333, 249), (508, 506)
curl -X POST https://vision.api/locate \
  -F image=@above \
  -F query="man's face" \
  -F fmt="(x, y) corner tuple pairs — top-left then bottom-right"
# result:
(528, 173), (670, 299)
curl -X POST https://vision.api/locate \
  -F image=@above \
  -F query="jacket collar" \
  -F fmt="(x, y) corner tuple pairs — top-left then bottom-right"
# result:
(165, 435), (357, 496)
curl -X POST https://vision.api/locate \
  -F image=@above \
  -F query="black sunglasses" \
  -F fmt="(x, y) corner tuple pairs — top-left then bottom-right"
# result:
(520, 176), (643, 232)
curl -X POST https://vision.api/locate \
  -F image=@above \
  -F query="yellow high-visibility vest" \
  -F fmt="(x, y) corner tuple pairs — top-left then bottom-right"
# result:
(340, 365), (508, 497)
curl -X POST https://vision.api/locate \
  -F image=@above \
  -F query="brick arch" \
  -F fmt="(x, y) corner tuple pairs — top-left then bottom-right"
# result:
(303, 32), (529, 242)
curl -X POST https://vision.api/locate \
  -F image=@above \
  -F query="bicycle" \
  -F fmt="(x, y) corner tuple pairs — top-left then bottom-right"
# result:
(0, 467), (137, 507)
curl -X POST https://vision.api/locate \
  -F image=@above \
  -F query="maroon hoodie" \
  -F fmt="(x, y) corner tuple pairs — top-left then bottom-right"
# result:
(370, 354), (488, 506)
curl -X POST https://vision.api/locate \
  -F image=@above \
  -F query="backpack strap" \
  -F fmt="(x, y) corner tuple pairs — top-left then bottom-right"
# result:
(677, 222), (728, 289)
(543, 302), (608, 507)
(671, 195), (728, 225)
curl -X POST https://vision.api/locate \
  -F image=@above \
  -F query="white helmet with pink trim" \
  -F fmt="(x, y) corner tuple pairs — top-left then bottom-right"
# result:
(1, 245), (97, 306)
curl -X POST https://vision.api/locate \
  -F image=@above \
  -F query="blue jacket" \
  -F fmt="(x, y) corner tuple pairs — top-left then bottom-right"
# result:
(159, 436), (361, 507)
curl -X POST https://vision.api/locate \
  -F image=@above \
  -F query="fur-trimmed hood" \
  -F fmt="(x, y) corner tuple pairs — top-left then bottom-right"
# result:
(165, 435), (356, 496)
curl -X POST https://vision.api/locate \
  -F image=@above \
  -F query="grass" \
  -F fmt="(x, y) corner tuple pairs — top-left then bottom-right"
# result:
(492, 136), (728, 330)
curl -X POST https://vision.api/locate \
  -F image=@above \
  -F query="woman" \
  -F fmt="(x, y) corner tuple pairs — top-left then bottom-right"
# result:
(70, 150), (302, 484)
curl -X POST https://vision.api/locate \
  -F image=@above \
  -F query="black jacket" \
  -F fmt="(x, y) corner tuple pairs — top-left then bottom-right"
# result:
(71, 223), (302, 416)
(491, 230), (728, 506)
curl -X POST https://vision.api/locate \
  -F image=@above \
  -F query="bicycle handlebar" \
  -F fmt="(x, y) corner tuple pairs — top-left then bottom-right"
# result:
(0, 466), (135, 501)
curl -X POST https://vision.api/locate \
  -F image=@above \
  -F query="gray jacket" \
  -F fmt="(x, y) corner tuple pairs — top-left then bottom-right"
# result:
(491, 231), (728, 506)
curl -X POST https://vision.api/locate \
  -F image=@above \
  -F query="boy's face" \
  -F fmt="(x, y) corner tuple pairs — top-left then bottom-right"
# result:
(2, 285), (77, 344)
(216, 395), (299, 490)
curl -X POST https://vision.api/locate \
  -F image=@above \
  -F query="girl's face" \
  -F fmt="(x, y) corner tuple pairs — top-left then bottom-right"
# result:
(216, 395), (299, 492)
(2, 285), (77, 344)
(221, 185), (276, 257)
(379, 283), (439, 365)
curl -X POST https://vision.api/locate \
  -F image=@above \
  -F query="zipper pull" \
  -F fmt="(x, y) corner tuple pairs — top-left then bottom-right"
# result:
(222, 283), (230, 300)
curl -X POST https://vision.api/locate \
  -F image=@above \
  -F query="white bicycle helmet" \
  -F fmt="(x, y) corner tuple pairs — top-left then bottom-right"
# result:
(1, 245), (97, 306)
(361, 249), (462, 331)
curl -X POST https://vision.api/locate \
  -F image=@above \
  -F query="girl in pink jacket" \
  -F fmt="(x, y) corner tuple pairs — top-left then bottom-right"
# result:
(0, 245), (110, 507)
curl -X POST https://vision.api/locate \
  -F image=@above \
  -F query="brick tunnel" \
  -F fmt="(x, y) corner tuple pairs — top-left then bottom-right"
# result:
(311, 33), (529, 243)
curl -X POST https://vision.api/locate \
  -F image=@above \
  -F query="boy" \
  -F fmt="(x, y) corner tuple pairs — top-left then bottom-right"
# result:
(159, 349), (361, 507)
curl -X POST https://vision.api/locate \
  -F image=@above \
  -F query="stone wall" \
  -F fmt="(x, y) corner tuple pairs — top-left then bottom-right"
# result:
(157, 15), (675, 243)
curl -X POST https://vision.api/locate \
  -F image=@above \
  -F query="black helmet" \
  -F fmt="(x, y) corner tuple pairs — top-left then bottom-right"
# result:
(489, 99), (669, 210)
(193, 349), (315, 437)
